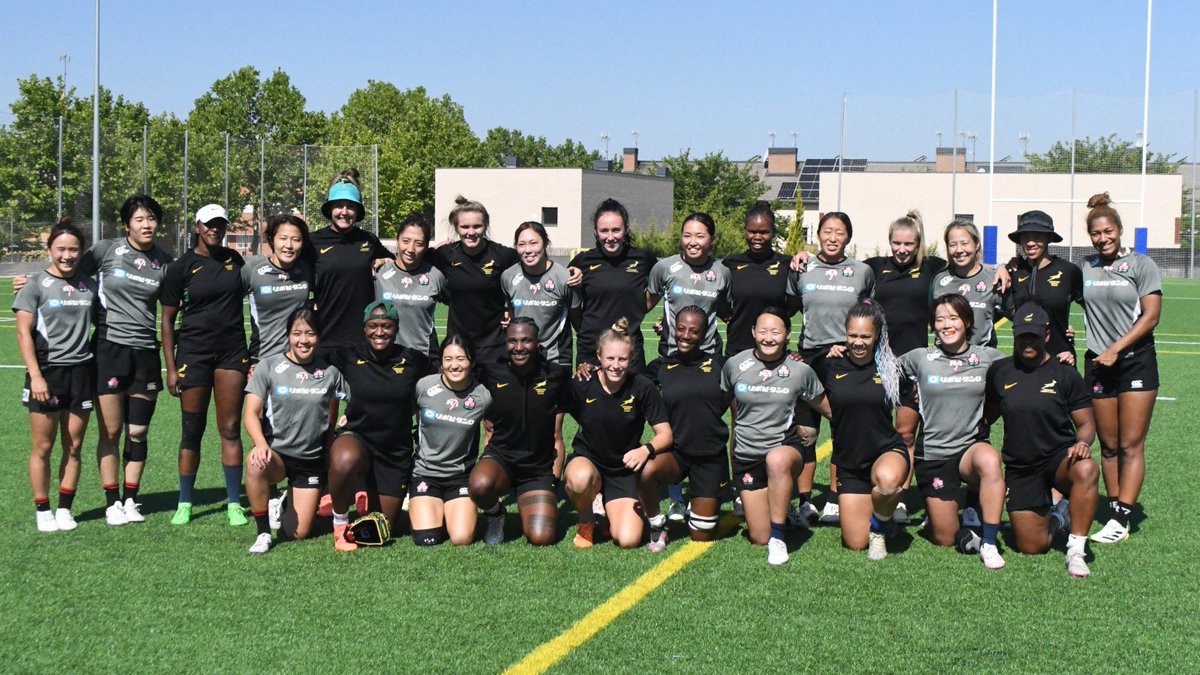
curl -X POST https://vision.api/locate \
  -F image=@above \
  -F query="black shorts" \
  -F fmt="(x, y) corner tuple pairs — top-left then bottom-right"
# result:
(731, 445), (803, 493)
(836, 447), (910, 495)
(95, 338), (162, 396)
(672, 452), (729, 500)
(282, 454), (326, 490)
(480, 453), (557, 496)
(175, 344), (251, 389)
(337, 431), (414, 499)
(915, 449), (967, 499)
(1006, 448), (1069, 513)
(23, 363), (95, 414)
(1084, 345), (1159, 399)
(409, 472), (472, 502)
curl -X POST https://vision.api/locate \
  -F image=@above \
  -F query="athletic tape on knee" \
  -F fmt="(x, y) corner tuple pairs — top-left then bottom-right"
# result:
(412, 527), (446, 547)
(689, 513), (719, 531)
(123, 439), (148, 463)
(180, 411), (207, 452)
(125, 396), (157, 427)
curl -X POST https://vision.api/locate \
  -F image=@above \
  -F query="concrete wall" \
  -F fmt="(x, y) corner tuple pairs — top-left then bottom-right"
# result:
(818, 172), (1184, 258)
(579, 171), (675, 239)
(434, 168), (584, 250)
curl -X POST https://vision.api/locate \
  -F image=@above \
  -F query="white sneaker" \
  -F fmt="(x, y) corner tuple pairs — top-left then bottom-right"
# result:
(767, 537), (789, 566)
(667, 501), (687, 523)
(268, 494), (285, 530)
(1065, 549), (1091, 578)
(248, 532), (273, 555)
(123, 498), (145, 524)
(591, 493), (606, 517)
(1090, 519), (1130, 544)
(785, 503), (811, 530)
(867, 531), (888, 561)
(798, 500), (819, 523)
(36, 510), (59, 533)
(962, 506), (981, 528)
(979, 542), (1006, 570)
(819, 501), (840, 524)
(484, 513), (505, 546)
(105, 502), (128, 526)
(1050, 499), (1070, 534)
(54, 508), (77, 531)
(892, 501), (909, 525)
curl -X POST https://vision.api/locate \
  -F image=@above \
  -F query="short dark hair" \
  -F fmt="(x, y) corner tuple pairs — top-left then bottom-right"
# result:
(818, 211), (853, 240)
(930, 293), (975, 342)
(397, 213), (433, 243)
(514, 221), (551, 248)
(591, 198), (633, 248)
(47, 216), (85, 250)
(757, 306), (791, 332)
(265, 214), (312, 255)
(681, 212), (716, 238)
(119, 194), (164, 227)
(744, 200), (777, 235)
(439, 334), (476, 364)
(286, 305), (321, 337)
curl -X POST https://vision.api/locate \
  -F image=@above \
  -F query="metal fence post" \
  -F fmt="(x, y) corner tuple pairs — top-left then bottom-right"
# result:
(1191, 88), (1197, 279)
(224, 132), (230, 208)
(373, 143), (380, 234)
(142, 123), (148, 194)
(183, 129), (189, 255)
(302, 144), (308, 222)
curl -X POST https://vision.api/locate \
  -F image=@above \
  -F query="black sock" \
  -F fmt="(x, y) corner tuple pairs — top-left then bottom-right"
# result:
(769, 521), (786, 541)
(253, 509), (271, 535)
(123, 482), (139, 503)
(966, 490), (981, 511)
(798, 491), (811, 505)
(1109, 498), (1120, 516)
(103, 484), (120, 507)
(1115, 501), (1134, 528)
(34, 497), (51, 512)
(58, 488), (76, 511)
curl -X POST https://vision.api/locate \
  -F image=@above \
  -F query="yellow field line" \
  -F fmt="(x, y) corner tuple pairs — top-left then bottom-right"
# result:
(504, 439), (834, 675)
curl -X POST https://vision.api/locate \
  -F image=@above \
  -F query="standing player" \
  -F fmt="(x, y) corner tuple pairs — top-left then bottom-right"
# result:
(647, 212), (731, 357)
(723, 202), (795, 357)
(568, 199), (658, 373)
(1078, 193), (1162, 543)
(932, 220), (1007, 348)
(244, 308), (349, 554)
(723, 308), (831, 566)
(470, 319), (570, 546)
(375, 214), (448, 358)
(898, 294), (1007, 569)
(502, 222), (577, 367)
(243, 214), (313, 365)
(863, 210), (947, 355)
(1004, 211), (1083, 365)
(161, 205), (250, 527)
(308, 169), (393, 357)
(325, 301), (429, 551)
(15, 220), (98, 531)
(427, 197), (519, 366)
(563, 319), (672, 549)
(786, 211), (874, 524)
(641, 307), (730, 551)
(986, 305), (1099, 577)
(410, 336), (493, 546)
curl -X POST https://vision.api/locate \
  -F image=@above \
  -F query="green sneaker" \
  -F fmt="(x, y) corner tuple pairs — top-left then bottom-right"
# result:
(170, 502), (193, 526)
(226, 503), (248, 527)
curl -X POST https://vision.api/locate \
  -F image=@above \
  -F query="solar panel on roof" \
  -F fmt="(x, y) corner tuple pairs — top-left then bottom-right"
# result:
(777, 182), (798, 200)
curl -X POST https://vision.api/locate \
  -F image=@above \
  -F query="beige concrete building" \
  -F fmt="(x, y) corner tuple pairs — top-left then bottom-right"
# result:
(434, 167), (674, 257)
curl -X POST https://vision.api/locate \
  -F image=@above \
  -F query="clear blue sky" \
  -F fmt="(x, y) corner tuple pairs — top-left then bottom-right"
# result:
(1, 1), (1197, 162)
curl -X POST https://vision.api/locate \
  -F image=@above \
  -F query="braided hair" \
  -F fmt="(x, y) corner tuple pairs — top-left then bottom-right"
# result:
(845, 300), (901, 407)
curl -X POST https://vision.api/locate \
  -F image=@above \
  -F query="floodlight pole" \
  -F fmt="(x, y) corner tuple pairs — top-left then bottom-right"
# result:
(224, 132), (230, 208)
(837, 93), (846, 212)
(1137, 0), (1152, 232)
(302, 144), (308, 220)
(1069, 90), (1077, 261)
(91, 0), (100, 243)
(57, 116), (64, 219)
(987, 0), (996, 237)
(1190, 88), (1196, 278)
(951, 89), (958, 219)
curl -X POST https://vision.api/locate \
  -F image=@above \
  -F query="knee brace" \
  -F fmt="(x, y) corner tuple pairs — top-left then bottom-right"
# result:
(125, 396), (157, 427)
(180, 411), (208, 452)
(412, 527), (447, 547)
(688, 512), (719, 532)
(123, 439), (148, 463)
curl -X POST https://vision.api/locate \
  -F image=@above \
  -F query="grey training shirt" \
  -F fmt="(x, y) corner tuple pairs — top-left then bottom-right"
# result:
(898, 345), (1004, 460)
(931, 266), (1006, 347)
(13, 271), (98, 365)
(375, 261), (448, 357)
(1079, 251), (1162, 354)
(721, 348), (824, 459)
(787, 256), (874, 349)
(648, 254), (731, 355)
(414, 374), (492, 478)
(501, 262), (579, 366)
(246, 353), (348, 460)
(242, 256), (313, 361)
(84, 237), (173, 349)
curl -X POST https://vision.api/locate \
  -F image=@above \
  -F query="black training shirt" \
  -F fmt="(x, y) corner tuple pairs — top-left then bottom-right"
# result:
(161, 247), (247, 351)
(814, 356), (908, 471)
(569, 246), (658, 362)
(308, 225), (394, 349)
(328, 342), (428, 455)
(865, 255), (946, 355)
(563, 373), (668, 474)
(723, 249), (791, 355)
(428, 240), (520, 359)
(1004, 255), (1083, 359)
(985, 356), (1091, 469)
(646, 351), (728, 458)
(478, 359), (569, 471)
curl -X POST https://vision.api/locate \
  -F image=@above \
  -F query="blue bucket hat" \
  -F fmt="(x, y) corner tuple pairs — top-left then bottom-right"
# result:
(321, 181), (365, 222)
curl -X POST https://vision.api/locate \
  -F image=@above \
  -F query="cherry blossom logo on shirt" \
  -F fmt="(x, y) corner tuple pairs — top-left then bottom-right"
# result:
(842, 266), (854, 277)
(464, 396), (477, 410)
(543, 278), (556, 291)
(107, 377), (120, 389)
(975, 280), (988, 293)
(776, 365), (791, 379)
(416, 481), (428, 494)
(151, 259), (161, 269)
(967, 353), (980, 367)
(1117, 261), (1130, 273)
(418, 274), (429, 286)
(704, 270), (717, 283)
(743, 472), (753, 485)
(932, 477), (944, 490)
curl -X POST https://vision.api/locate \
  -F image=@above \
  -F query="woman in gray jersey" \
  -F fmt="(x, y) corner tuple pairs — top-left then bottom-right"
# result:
(243, 214), (314, 365)
(15, 220), (98, 532)
(722, 308), (830, 566)
(409, 335), (492, 546)
(932, 220), (1008, 348)
(646, 212), (731, 357)
(898, 294), (1007, 570)
(244, 307), (349, 555)
(1079, 193), (1162, 544)
(503, 221), (579, 367)
(375, 214), (448, 359)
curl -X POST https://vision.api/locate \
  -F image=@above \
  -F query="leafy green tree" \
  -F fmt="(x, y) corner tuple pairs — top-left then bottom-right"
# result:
(1027, 134), (1180, 174)
(784, 191), (806, 254)
(480, 127), (600, 168)
(645, 150), (768, 257)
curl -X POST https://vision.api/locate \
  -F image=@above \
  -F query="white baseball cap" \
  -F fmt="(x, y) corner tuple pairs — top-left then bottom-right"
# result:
(195, 204), (229, 225)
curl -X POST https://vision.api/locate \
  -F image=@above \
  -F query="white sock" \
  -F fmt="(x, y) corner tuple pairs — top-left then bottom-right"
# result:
(873, 511), (892, 523)
(1067, 533), (1087, 553)
(332, 511), (349, 526)
(648, 513), (666, 529)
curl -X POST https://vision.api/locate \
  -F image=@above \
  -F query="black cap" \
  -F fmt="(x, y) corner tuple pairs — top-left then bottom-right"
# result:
(1009, 210), (1062, 243)
(1012, 303), (1050, 337)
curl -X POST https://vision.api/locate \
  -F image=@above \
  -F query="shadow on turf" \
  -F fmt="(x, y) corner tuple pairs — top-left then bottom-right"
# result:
(76, 487), (232, 523)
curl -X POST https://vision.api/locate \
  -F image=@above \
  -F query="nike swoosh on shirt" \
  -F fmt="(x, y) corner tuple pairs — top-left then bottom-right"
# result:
(835, 373), (848, 379)
(496, 382), (509, 388)
(585, 397), (597, 404)
(736, 264), (749, 270)
(1018, 276), (1029, 283)
(1004, 382), (1018, 390)
(666, 363), (680, 370)
(190, 266), (203, 275)
(452, 262), (463, 267)
(356, 359), (367, 365)
(320, 246), (334, 254)
(588, 264), (602, 271)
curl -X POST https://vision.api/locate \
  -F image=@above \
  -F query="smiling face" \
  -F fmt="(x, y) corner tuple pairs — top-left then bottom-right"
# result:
(1088, 216), (1122, 258)
(396, 223), (428, 270)
(329, 201), (359, 232)
(195, 219), (227, 251)
(594, 212), (627, 257)
(1020, 232), (1051, 264)
(946, 226), (979, 271)
(48, 232), (82, 276)
(890, 225), (919, 266)
(506, 322), (539, 368)
(818, 217), (849, 260)
(440, 343), (473, 387)
(288, 319), (318, 363)
(744, 214), (774, 254)
(845, 315), (878, 364)
(516, 228), (547, 267)
(753, 313), (790, 360)
(674, 310), (706, 356)
(933, 302), (968, 351)
(125, 207), (159, 248)
(455, 211), (486, 253)
(1015, 330), (1048, 365)
(680, 219), (713, 263)
(363, 317), (397, 354)
(597, 339), (631, 383)
(271, 223), (304, 266)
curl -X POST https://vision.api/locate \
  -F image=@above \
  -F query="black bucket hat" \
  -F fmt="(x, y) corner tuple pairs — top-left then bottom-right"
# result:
(1009, 210), (1062, 243)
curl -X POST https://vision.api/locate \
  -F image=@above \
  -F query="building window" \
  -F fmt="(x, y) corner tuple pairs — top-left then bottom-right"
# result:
(541, 207), (558, 226)
(954, 213), (975, 223)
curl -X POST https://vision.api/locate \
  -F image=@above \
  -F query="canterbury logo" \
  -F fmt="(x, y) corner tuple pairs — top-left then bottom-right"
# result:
(320, 246), (334, 254)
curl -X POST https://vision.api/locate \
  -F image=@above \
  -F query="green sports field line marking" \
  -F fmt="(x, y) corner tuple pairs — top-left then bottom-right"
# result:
(503, 439), (833, 675)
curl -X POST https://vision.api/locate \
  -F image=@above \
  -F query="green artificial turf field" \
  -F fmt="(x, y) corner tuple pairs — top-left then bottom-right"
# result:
(1, 281), (1198, 673)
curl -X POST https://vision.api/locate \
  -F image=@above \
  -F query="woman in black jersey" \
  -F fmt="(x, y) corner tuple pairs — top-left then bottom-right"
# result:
(724, 201), (796, 357)
(161, 205), (250, 527)
(985, 304), (1099, 578)
(326, 301), (429, 552)
(815, 301), (910, 561)
(641, 307), (730, 551)
(563, 318), (672, 549)
(567, 199), (658, 373)
(470, 318), (569, 547)
(863, 210), (946, 354)
(1004, 211), (1083, 366)
(427, 196), (519, 366)
(307, 169), (394, 358)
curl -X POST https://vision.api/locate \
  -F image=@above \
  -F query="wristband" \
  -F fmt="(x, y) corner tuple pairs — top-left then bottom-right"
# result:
(643, 443), (656, 459)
